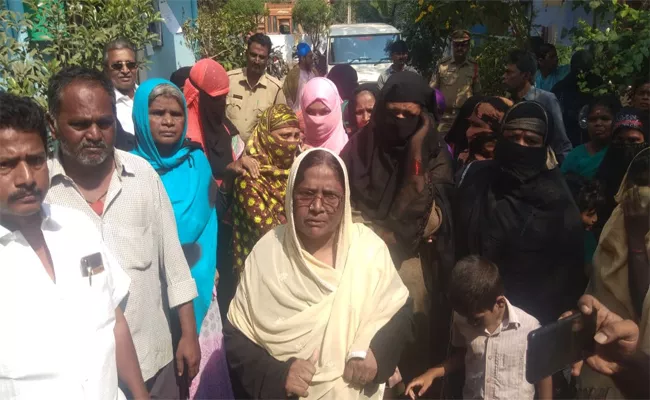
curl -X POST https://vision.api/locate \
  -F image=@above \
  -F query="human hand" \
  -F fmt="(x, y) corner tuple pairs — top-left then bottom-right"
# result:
(343, 349), (378, 387)
(176, 333), (201, 381)
(387, 367), (402, 388)
(229, 156), (260, 179)
(285, 350), (319, 397)
(564, 295), (639, 377)
(406, 367), (444, 400)
(405, 367), (443, 400)
(622, 186), (650, 239)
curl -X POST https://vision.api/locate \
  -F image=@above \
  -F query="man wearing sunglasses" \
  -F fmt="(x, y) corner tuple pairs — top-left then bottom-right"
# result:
(430, 29), (481, 136)
(103, 38), (139, 138)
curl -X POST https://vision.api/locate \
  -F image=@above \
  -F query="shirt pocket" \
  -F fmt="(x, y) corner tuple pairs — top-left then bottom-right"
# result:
(498, 339), (526, 387)
(440, 69), (458, 86)
(226, 95), (243, 120)
(104, 223), (154, 271)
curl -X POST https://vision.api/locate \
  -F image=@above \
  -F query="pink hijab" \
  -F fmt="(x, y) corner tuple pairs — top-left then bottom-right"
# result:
(300, 77), (348, 154)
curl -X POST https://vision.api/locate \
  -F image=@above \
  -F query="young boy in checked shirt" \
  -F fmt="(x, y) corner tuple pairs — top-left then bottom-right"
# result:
(406, 255), (553, 399)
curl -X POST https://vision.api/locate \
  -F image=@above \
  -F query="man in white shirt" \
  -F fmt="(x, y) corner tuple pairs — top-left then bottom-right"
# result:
(103, 38), (138, 151)
(45, 66), (200, 399)
(0, 92), (148, 399)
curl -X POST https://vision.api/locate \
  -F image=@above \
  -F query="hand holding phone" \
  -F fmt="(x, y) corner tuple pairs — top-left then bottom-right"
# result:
(526, 308), (597, 384)
(570, 295), (640, 378)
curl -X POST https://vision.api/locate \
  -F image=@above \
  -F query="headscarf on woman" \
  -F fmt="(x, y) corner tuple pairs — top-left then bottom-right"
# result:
(327, 64), (359, 133)
(327, 64), (359, 101)
(132, 78), (218, 331)
(341, 71), (454, 253)
(170, 66), (191, 90)
(300, 77), (349, 153)
(583, 148), (650, 396)
(228, 148), (409, 399)
(445, 96), (512, 163)
(596, 107), (649, 228)
(456, 101), (585, 324)
(184, 59), (236, 181)
(347, 82), (379, 133)
(231, 104), (300, 272)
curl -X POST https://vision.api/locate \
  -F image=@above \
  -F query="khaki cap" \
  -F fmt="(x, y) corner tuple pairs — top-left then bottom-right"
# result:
(451, 29), (471, 42)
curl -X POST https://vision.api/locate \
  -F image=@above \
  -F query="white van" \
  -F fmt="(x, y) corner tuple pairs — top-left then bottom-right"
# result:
(327, 23), (400, 83)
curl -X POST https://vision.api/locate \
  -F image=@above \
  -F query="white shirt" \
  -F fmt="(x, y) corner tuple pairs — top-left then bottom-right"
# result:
(290, 69), (316, 112)
(115, 87), (137, 135)
(452, 298), (540, 400)
(0, 203), (131, 399)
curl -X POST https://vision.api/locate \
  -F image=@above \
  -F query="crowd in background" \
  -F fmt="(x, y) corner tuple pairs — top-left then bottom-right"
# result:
(0, 28), (648, 400)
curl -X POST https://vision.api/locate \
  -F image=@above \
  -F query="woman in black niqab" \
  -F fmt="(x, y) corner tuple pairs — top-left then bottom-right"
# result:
(340, 71), (456, 384)
(456, 101), (586, 324)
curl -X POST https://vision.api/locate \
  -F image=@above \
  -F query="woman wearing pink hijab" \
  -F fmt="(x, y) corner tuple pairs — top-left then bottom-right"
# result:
(300, 77), (349, 154)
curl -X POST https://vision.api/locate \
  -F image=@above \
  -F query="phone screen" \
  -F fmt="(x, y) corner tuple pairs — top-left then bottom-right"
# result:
(526, 311), (597, 384)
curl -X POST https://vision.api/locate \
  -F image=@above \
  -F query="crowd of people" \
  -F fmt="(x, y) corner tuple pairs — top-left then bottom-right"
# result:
(0, 28), (648, 400)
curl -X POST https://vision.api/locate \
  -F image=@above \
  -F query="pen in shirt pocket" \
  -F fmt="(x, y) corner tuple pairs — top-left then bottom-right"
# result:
(80, 252), (105, 286)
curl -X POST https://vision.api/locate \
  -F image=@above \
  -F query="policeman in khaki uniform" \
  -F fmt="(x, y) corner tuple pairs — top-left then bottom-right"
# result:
(227, 33), (286, 144)
(430, 29), (481, 135)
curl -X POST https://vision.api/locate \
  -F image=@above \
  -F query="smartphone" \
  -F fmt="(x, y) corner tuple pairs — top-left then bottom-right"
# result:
(526, 311), (597, 384)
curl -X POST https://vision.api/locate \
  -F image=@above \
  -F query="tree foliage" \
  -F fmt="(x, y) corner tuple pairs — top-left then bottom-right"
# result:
(292, 0), (332, 50)
(0, 0), (161, 108)
(401, 0), (531, 80)
(568, 0), (650, 95)
(183, 0), (265, 71)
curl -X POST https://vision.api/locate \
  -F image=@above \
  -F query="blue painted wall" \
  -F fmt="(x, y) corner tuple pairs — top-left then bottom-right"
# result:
(146, 0), (197, 80)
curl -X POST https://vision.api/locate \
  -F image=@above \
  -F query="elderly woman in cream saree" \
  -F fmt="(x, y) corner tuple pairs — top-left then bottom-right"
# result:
(225, 148), (413, 399)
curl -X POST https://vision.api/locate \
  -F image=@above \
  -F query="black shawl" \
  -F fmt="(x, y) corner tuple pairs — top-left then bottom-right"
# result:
(341, 71), (455, 266)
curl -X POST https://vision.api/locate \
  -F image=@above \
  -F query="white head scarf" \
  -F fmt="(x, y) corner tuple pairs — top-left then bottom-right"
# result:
(228, 148), (409, 399)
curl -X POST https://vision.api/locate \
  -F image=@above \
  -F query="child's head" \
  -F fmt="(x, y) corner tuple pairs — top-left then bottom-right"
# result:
(448, 255), (506, 329)
(565, 174), (605, 231)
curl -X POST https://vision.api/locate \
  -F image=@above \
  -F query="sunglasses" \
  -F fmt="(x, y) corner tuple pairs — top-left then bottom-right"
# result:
(110, 61), (138, 71)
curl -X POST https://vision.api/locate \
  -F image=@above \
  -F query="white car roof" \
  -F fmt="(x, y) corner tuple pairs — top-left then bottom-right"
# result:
(329, 23), (400, 37)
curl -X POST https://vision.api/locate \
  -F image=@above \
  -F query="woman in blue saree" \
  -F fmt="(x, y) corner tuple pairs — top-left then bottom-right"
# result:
(132, 78), (232, 399)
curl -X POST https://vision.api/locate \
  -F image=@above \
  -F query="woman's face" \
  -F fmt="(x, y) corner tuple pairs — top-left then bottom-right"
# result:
(270, 124), (301, 144)
(615, 128), (645, 144)
(385, 102), (421, 119)
(149, 95), (185, 154)
(354, 91), (375, 129)
(502, 129), (544, 147)
(587, 105), (614, 143)
(306, 100), (331, 117)
(293, 163), (344, 243)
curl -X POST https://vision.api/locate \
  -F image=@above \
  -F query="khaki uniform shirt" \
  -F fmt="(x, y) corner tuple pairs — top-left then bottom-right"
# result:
(226, 68), (286, 143)
(431, 56), (481, 134)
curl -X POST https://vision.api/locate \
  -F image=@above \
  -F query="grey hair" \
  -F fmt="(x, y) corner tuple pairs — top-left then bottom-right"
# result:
(149, 84), (185, 108)
(103, 38), (136, 66)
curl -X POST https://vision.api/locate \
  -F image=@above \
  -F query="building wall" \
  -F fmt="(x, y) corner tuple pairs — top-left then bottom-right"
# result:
(532, 0), (594, 44)
(143, 0), (197, 81)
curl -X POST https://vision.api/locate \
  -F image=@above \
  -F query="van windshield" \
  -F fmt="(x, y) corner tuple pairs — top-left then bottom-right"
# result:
(329, 34), (399, 65)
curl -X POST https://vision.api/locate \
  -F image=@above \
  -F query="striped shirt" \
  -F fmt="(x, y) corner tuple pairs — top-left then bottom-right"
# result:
(46, 150), (198, 381)
(452, 298), (540, 400)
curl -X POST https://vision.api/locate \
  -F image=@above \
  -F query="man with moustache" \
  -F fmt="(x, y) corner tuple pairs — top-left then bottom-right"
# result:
(103, 38), (139, 151)
(44, 67), (200, 399)
(431, 30), (481, 136)
(0, 92), (147, 399)
(227, 33), (286, 142)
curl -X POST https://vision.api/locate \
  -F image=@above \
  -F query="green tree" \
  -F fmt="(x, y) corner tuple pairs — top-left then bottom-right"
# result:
(0, 0), (161, 108)
(568, 0), (650, 95)
(401, 0), (531, 81)
(292, 0), (332, 50)
(182, 0), (265, 71)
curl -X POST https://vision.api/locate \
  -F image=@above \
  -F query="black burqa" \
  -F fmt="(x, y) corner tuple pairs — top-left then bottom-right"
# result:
(455, 101), (586, 324)
(595, 107), (649, 232)
(188, 76), (237, 182)
(340, 71), (455, 272)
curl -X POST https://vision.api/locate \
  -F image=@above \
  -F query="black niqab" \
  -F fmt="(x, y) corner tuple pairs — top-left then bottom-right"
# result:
(456, 101), (586, 324)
